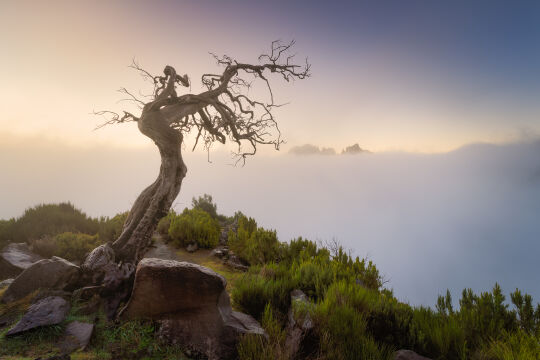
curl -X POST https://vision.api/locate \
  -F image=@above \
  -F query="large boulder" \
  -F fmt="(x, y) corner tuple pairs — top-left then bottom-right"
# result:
(1, 257), (80, 303)
(6, 296), (70, 336)
(120, 258), (265, 360)
(0, 243), (43, 279)
(395, 350), (432, 360)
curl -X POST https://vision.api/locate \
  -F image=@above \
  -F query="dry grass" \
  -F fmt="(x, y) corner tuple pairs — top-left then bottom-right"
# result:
(174, 247), (243, 297)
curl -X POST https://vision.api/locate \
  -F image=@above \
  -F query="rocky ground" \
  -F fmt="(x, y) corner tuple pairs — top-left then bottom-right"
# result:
(0, 237), (254, 360)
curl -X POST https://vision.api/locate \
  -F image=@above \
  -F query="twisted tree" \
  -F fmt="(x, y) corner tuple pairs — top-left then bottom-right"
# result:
(96, 41), (310, 263)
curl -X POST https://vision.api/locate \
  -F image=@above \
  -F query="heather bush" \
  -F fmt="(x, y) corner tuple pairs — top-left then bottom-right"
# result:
(168, 208), (220, 248)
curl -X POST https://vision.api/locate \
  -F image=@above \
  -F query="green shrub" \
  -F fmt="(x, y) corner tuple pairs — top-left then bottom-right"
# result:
(479, 330), (540, 360)
(0, 219), (15, 249)
(31, 232), (102, 261)
(237, 304), (287, 360)
(31, 236), (59, 258)
(192, 193), (218, 219)
(168, 208), (220, 248)
(313, 281), (395, 360)
(5, 203), (98, 243)
(54, 232), (102, 261)
(97, 212), (128, 243)
(232, 272), (296, 320)
(228, 214), (281, 265)
(156, 210), (176, 238)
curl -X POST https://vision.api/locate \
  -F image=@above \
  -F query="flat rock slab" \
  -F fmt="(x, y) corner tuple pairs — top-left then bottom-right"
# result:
(0, 243), (43, 279)
(120, 258), (226, 319)
(59, 321), (94, 353)
(2, 256), (80, 303)
(6, 296), (70, 336)
(395, 350), (433, 360)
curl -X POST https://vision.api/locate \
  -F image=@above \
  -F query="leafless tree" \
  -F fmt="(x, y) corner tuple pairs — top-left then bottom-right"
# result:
(95, 41), (310, 262)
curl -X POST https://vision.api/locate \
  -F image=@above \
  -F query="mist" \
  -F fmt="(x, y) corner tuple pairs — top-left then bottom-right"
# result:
(1, 136), (539, 307)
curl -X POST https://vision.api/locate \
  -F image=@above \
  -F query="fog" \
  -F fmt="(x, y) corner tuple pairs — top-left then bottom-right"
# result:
(1, 137), (539, 306)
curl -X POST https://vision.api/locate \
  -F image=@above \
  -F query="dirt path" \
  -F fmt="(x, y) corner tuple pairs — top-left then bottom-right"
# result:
(143, 235), (181, 261)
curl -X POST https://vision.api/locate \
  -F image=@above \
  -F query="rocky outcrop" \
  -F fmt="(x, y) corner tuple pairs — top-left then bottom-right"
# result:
(285, 289), (315, 359)
(6, 296), (70, 336)
(59, 321), (94, 353)
(395, 350), (432, 360)
(1, 257), (80, 303)
(0, 243), (43, 279)
(120, 258), (265, 360)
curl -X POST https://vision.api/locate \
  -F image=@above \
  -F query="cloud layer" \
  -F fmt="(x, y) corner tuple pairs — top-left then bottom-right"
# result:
(1, 136), (539, 307)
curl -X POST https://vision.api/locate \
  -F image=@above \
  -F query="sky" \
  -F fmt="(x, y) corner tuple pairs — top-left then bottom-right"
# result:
(1, 1), (540, 306)
(2, 0), (540, 152)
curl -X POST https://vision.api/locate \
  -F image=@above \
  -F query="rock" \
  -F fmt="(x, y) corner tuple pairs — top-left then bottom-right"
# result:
(121, 258), (265, 360)
(0, 243), (43, 279)
(158, 305), (266, 360)
(6, 296), (70, 336)
(186, 243), (198, 253)
(395, 350), (432, 360)
(59, 321), (94, 353)
(0, 278), (14, 289)
(210, 246), (229, 259)
(81, 244), (115, 284)
(225, 254), (248, 271)
(2, 257), (80, 303)
(285, 289), (315, 359)
(120, 258), (227, 319)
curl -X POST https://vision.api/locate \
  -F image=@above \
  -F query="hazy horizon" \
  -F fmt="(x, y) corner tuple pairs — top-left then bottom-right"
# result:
(2, 134), (539, 307)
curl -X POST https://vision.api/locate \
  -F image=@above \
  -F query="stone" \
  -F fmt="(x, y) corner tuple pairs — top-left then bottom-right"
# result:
(225, 254), (248, 271)
(0, 243), (43, 279)
(121, 258), (265, 360)
(186, 243), (198, 253)
(120, 258), (227, 319)
(210, 246), (229, 259)
(0, 278), (14, 289)
(6, 296), (70, 336)
(395, 350), (432, 360)
(59, 321), (94, 353)
(285, 289), (315, 359)
(81, 244), (115, 284)
(2, 257), (80, 303)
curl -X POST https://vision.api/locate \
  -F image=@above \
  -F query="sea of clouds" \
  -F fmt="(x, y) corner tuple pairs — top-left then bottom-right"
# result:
(2, 137), (539, 306)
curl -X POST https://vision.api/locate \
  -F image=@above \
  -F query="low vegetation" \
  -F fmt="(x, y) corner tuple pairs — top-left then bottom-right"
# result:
(0, 196), (539, 359)
(0, 203), (127, 262)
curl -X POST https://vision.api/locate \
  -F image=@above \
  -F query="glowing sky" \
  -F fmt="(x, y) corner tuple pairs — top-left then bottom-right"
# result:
(2, 0), (540, 152)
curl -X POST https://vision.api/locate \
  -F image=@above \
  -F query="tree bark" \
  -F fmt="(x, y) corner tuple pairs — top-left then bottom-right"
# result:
(111, 109), (186, 263)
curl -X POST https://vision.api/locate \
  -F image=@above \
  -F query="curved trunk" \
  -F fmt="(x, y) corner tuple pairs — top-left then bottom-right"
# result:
(112, 110), (186, 263)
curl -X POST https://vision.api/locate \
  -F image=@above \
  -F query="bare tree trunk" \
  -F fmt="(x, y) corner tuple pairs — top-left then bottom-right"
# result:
(112, 110), (186, 263)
